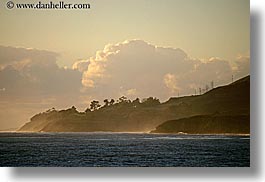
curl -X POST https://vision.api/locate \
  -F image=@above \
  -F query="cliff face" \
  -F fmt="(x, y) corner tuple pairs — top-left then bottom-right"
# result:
(19, 76), (250, 133)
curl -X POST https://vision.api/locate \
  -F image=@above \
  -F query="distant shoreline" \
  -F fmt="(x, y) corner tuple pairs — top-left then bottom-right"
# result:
(0, 131), (250, 136)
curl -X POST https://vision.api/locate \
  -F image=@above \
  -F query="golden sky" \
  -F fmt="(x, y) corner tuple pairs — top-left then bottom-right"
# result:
(0, 0), (249, 66)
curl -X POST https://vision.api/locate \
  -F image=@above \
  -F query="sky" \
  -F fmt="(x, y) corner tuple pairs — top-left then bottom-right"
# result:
(0, 0), (249, 129)
(0, 0), (249, 66)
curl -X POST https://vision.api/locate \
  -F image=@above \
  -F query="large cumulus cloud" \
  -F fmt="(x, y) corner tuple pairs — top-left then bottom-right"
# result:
(80, 40), (249, 100)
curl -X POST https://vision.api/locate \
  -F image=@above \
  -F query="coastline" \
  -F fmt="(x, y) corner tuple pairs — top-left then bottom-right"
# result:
(0, 131), (250, 136)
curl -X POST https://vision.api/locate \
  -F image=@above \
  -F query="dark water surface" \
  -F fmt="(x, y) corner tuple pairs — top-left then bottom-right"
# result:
(0, 132), (250, 167)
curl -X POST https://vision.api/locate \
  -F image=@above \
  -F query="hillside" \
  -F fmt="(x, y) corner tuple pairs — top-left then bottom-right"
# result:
(151, 114), (250, 134)
(18, 75), (250, 133)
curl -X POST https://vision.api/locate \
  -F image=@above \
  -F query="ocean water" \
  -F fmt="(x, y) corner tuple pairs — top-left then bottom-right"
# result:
(0, 132), (250, 167)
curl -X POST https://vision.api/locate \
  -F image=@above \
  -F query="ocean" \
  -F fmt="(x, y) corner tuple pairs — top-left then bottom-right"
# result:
(0, 132), (250, 167)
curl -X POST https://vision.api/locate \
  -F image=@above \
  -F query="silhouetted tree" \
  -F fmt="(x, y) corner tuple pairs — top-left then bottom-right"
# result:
(103, 99), (110, 107)
(117, 96), (129, 103)
(90, 100), (101, 111)
(109, 99), (115, 105)
(71, 106), (77, 112)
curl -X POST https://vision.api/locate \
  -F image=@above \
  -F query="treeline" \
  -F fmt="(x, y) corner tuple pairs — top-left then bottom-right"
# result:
(44, 96), (161, 114)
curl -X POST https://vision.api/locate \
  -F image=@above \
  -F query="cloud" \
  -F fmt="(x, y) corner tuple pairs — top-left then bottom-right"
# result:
(233, 55), (250, 78)
(0, 42), (249, 103)
(125, 88), (137, 96)
(185, 57), (233, 89)
(0, 45), (58, 69)
(117, 88), (138, 98)
(79, 39), (248, 100)
(0, 46), (82, 97)
(164, 73), (180, 94)
(72, 59), (90, 72)
(0, 46), (84, 129)
(81, 40), (198, 99)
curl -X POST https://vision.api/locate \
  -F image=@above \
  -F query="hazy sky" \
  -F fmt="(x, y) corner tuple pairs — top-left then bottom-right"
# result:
(0, 0), (249, 129)
(0, 0), (249, 66)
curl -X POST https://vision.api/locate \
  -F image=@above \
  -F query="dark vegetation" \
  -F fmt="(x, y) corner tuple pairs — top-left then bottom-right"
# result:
(19, 76), (250, 134)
